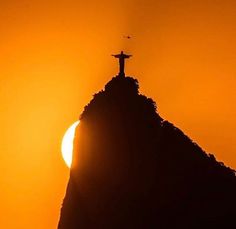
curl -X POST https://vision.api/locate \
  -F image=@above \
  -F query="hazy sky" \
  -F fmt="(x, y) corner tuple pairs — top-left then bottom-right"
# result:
(0, 0), (236, 228)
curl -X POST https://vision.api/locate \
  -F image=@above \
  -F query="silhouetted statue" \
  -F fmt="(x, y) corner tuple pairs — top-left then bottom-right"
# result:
(58, 55), (236, 229)
(112, 51), (132, 77)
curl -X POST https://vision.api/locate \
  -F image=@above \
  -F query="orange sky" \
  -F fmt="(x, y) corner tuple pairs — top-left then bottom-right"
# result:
(0, 0), (236, 228)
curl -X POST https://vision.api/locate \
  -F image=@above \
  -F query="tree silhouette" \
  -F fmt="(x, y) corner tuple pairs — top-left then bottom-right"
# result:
(58, 76), (236, 229)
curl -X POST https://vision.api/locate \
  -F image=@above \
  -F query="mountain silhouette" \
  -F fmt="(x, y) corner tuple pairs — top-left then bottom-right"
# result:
(58, 76), (236, 229)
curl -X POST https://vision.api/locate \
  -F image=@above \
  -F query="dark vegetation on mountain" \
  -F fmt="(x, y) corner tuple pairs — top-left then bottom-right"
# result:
(58, 76), (236, 229)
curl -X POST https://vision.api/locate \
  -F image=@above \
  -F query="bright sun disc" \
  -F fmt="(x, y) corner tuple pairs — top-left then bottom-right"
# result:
(61, 121), (80, 167)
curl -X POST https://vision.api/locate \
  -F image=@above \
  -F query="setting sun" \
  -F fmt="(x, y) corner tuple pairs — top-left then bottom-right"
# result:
(61, 121), (80, 167)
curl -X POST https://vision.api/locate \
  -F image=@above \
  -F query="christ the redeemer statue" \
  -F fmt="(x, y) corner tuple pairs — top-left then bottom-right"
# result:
(112, 51), (132, 77)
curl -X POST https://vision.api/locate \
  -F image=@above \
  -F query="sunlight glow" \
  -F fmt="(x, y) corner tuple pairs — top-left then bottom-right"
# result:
(61, 121), (80, 167)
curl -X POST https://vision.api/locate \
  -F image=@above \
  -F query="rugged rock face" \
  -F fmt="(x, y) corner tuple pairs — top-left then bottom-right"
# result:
(58, 76), (236, 229)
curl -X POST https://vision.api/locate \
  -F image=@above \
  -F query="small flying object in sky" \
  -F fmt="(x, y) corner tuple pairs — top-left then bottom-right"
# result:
(123, 35), (131, 39)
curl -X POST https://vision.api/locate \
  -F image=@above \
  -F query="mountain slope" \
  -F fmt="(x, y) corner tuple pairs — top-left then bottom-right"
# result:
(58, 76), (236, 229)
